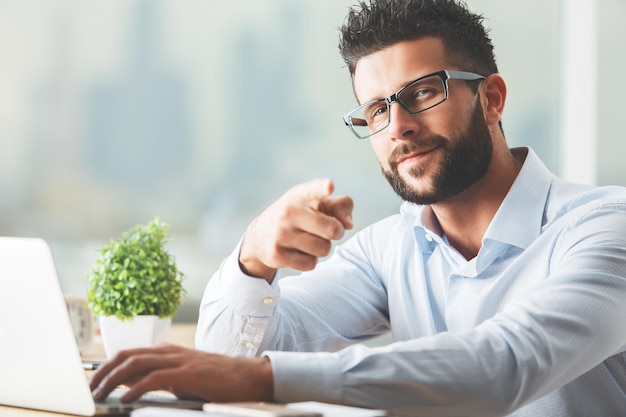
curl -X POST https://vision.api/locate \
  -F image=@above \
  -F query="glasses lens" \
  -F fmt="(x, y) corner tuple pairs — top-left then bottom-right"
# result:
(346, 99), (389, 139)
(398, 75), (446, 113)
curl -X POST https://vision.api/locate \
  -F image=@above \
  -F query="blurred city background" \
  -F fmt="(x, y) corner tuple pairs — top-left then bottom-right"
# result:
(0, 0), (624, 322)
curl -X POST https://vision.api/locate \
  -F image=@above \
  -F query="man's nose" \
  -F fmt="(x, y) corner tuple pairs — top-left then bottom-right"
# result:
(386, 101), (420, 141)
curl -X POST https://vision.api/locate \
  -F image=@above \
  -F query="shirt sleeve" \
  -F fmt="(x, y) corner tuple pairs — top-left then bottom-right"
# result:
(195, 239), (283, 357)
(195, 226), (393, 357)
(266, 202), (626, 416)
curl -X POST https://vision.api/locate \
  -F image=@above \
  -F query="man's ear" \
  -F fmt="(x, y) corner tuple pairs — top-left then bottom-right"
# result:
(481, 74), (507, 127)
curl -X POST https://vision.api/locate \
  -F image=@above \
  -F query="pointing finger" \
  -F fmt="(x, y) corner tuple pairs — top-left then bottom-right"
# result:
(293, 178), (334, 206)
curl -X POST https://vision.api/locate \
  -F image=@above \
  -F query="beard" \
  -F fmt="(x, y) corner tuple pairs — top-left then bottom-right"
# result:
(382, 98), (493, 205)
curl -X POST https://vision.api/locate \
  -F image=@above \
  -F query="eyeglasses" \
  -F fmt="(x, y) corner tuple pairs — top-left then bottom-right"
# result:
(342, 69), (486, 139)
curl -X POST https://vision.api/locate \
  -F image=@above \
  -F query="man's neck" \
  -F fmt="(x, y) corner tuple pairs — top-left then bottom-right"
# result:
(431, 147), (523, 260)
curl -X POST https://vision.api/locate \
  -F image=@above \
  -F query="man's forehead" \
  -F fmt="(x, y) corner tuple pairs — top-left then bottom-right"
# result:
(352, 37), (450, 103)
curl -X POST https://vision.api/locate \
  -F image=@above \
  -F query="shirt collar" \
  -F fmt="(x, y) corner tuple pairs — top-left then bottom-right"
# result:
(482, 147), (554, 249)
(401, 147), (554, 252)
(401, 204), (438, 253)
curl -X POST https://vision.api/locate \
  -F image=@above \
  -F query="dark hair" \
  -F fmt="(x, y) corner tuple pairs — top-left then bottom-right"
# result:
(339, 0), (498, 77)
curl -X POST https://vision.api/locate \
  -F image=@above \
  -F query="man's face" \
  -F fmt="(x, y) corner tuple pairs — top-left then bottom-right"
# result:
(352, 37), (493, 205)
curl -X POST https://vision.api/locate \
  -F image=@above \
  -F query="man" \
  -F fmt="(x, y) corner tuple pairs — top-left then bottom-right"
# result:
(90, 0), (626, 415)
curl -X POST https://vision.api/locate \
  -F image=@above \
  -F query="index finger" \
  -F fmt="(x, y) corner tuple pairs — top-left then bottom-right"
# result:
(292, 178), (334, 207)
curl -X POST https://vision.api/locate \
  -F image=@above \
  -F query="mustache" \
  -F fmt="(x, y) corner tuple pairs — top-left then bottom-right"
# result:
(388, 136), (447, 167)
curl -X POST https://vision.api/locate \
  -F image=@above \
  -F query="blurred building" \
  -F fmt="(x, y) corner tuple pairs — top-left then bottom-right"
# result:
(0, 0), (624, 322)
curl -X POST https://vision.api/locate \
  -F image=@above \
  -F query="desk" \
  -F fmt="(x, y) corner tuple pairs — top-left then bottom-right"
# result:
(0, 323), (197, 417)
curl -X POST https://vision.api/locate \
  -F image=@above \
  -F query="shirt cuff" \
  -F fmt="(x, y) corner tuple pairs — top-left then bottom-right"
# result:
(220, 241), (281, 317)
(263, 350), (342, 404)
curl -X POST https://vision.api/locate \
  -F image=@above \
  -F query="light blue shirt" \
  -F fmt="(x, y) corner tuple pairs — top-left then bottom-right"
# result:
(196, 148), (626, 416)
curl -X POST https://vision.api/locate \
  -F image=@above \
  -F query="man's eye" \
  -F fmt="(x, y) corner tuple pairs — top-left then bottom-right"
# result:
(413, 88), (436, 99)
(365, 103), (388, 122)
(373, 106), (387, 116)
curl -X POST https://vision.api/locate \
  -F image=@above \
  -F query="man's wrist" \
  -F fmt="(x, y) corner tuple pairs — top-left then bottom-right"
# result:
(238, 257), (277, 282)
(252, 356), (275, 402)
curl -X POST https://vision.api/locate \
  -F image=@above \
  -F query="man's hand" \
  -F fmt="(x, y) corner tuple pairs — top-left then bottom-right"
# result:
(239, 178), (354, 280)
(90, 344), (273, 403)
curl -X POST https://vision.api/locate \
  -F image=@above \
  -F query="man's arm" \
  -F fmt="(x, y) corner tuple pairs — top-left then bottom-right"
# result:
(195, 178), (356, 356)
(265, 204), (626, 415)
(195, 223), (392, 357)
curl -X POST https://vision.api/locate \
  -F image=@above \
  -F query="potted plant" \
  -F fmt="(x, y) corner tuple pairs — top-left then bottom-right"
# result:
(86, 216), (186, 358)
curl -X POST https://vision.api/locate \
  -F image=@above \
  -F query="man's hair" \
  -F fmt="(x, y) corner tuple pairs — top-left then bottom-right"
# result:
(339, 0), (498, 77)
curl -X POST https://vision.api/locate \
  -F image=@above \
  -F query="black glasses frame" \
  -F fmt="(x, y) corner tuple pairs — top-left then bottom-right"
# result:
(343, 69), (486, 139)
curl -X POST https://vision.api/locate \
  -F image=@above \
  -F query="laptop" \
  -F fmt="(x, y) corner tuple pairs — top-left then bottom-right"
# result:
(0, 237), (205, 416)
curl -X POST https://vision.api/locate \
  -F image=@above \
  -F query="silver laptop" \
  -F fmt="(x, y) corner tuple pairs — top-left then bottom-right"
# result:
(0, 237), (204, 416)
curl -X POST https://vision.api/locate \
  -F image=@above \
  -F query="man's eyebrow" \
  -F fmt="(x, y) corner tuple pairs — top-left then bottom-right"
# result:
(357, 72), (436, 105)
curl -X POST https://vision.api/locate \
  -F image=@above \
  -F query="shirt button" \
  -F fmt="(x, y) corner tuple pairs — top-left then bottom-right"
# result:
(263, 297), (274, 304)
(425, 234), (433, 242)
(246, 341), (255, 348)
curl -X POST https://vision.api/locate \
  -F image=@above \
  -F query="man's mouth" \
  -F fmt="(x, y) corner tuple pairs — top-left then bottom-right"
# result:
(396, 145), (439, 165)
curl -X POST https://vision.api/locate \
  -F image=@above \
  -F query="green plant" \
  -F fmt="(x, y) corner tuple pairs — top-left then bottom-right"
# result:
(87, 217), (186, 320)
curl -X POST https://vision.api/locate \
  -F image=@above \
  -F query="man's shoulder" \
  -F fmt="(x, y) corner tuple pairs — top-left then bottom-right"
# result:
(546, 181), (626, 225)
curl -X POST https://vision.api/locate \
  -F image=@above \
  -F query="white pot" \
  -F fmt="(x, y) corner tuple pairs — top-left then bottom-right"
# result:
(99, 315), (171, 359)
